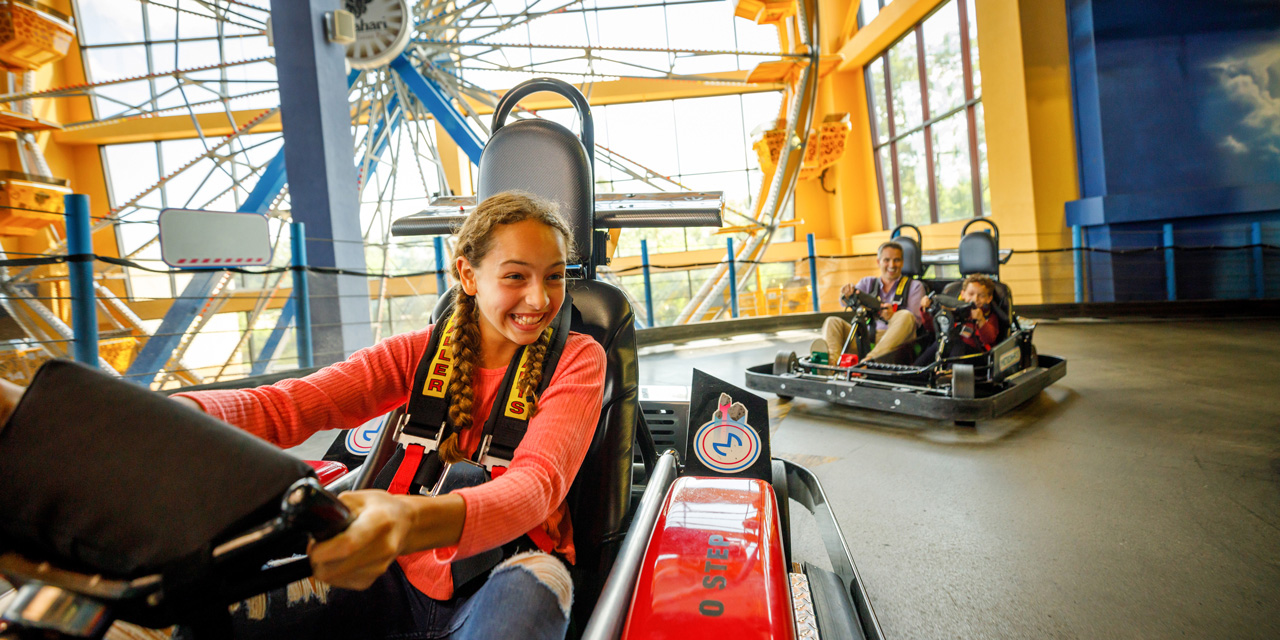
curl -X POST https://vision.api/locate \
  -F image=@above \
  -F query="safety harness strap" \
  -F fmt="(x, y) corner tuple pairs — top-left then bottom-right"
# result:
(873, 276), (911, 313)
(382, 293), (574, 497)
(479, 300), (574, 465)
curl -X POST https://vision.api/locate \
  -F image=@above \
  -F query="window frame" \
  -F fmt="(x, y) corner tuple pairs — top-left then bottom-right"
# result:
(865, 0), (986, 229)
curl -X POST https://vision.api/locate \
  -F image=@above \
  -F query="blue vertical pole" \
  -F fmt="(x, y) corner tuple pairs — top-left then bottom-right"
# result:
(640, 239), (655, 328)
(1251, 222), (1264, 299)
(291, 222), (314, 368)
(1163, 223), (1176, 301)
(727, 238), (739, 319)
(64, 194), (97, 367)
(1072, 225), (1084, 304)
(807, 233), (819, 313)
(433, 236), (448, 297)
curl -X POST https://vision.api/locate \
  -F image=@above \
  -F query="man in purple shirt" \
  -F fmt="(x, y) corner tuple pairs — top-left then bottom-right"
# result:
(821, 241), (926, 361)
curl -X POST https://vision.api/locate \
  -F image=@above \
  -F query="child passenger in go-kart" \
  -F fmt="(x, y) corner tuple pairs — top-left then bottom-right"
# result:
(161, 192), (605, 640)
(913, 274), (1001, 366)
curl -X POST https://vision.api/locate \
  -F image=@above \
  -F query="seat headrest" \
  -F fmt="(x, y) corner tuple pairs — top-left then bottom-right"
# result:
(958, 231), (999, 276)
(895, 235), (924, 278)
(478, 119), (594, 262)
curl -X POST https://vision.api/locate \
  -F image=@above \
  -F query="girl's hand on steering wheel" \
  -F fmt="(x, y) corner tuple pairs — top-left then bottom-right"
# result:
(308, 490), (415, 590)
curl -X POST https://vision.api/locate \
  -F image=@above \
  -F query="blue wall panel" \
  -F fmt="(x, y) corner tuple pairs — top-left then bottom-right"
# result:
(1065, 0), (1280, 301)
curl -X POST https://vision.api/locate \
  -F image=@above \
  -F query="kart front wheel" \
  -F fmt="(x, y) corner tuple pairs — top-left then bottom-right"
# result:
(772, 351), (798, 400)
(774, 351), (799, 375)
(1022, 344), (1039, 370)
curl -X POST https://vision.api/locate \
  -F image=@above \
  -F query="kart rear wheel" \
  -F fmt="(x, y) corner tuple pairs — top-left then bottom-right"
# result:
(951, 363), (975, 399)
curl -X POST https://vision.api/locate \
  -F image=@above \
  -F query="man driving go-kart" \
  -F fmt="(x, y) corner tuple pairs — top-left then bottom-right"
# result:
(821, 241), (926, 362)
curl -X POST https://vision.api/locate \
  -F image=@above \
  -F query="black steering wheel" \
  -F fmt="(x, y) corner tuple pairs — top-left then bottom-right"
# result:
(840, 291), (883, 313)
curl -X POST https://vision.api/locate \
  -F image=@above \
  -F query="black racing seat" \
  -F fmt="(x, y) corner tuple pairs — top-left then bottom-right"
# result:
(891, 224), (925, 280)
(958, 218), (1000, 278)
(476, 79), (636, 621)
(945, 219), (1011, 337)
(371, 78), (636, 627)
(428, 281), (637, 625)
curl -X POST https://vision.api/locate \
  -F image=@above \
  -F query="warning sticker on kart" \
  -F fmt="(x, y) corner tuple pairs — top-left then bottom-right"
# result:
(685, 370), (771, 481)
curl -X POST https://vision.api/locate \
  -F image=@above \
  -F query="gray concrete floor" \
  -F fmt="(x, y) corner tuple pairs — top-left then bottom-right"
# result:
(638, 318), (1280, 639)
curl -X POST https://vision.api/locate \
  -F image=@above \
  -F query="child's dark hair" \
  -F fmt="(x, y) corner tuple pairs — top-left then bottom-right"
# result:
(960, 274), (997, 297)
(439, 192), (574, 464)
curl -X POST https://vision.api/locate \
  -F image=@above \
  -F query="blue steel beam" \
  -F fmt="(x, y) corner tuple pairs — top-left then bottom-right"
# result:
(125, 150), (289, 385)
(253, 95), (403, 370)
(253, 68), (362, 370)
(389, 54), (484, 165)
(251, 298), (295, 376)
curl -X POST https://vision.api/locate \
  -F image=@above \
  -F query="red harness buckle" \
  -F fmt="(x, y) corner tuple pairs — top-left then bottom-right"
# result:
(387, 443), (425, 495)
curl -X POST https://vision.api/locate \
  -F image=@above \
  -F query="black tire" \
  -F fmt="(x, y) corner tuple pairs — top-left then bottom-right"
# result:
(773, 351), (799, 376)
(855, 322), (872, 360)
(771, 459), (792, 568)
(951, 363), (975, 399)
(1023, 344), (1039, 370)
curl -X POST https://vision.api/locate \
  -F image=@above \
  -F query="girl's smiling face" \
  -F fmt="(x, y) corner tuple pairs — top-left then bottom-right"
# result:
(457, 219), (568, 367)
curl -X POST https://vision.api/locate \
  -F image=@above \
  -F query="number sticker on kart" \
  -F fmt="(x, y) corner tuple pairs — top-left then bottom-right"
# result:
(692, 395), (761, 474)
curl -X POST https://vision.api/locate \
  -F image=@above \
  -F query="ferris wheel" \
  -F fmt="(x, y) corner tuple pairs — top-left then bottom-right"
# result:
(0, 0), (820, 386)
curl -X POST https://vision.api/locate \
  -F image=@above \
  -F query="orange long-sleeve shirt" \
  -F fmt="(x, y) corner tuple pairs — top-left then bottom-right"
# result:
(173, 326), (605, 600)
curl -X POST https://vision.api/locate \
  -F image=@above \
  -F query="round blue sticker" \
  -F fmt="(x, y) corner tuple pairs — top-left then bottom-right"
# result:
(345, 416), (386, 456)
(692, 416), (760, 474)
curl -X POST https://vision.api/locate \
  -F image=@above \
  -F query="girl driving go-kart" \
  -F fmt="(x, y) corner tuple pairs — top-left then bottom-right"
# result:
(168, 192), (605, 640)
(0, 191), (598, 640)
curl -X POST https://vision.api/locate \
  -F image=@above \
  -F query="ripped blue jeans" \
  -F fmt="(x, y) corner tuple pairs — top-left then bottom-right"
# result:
(191, 555), (570, 640)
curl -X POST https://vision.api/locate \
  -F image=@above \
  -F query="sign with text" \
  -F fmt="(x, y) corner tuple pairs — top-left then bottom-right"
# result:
(158, 208), (272, 268)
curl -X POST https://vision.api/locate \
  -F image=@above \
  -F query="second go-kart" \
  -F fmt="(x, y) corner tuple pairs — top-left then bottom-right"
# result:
(746, 220), (1066, 426)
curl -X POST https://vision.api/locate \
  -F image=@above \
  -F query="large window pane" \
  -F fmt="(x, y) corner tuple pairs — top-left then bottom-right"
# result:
(867, 57), (889, 142)
(674, 96), (747, 175)
(603, 101), (679, 174)
(75, 0), (144, 45)
(859, 0), (882, 27)
(896, 132), (930, 225)
(888, 34), (922, 129)
(931, 112), (974, 222)
(922, 0), (965, 115)
(975, 102), (990, 216)
(966, 0), (981, 90)
(878, 146), (897, 224)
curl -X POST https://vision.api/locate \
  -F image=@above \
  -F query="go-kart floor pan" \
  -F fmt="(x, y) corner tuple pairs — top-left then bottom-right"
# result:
(745, 356), (1066, 422)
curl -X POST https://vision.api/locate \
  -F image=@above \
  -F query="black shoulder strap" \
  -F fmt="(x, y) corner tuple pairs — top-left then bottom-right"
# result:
(403, 301), (458, 442)
(891, 276), (910, 307)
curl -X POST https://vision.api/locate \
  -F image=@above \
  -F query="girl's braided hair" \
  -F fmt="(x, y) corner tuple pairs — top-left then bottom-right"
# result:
(437, 191), (575, 464)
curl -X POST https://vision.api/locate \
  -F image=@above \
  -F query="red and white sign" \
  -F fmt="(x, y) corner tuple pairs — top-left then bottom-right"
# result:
(158, 208), (273, 268)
